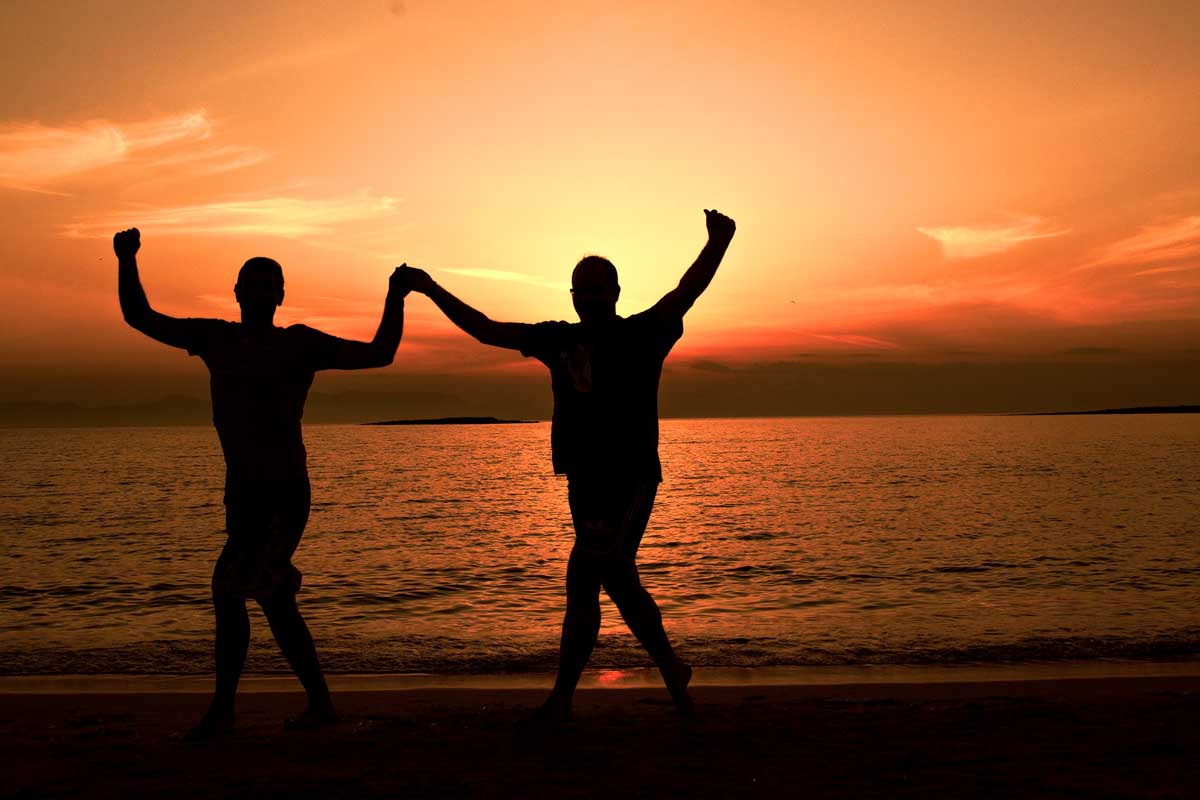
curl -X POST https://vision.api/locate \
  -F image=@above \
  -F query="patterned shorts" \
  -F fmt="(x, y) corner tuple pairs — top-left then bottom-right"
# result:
(213, 478), (310, 601)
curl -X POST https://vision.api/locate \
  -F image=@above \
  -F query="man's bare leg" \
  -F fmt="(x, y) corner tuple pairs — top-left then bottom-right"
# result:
(605, 561), (694, 713)
(260, 592), (337, 728)
(539, 548), (603, 722)
(184, 594), (249, 740)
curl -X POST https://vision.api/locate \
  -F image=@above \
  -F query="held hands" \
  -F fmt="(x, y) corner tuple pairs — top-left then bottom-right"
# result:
(395, 265), (435, 294)
(704, 209), (736, 243)
(113, 228), (141, 260)
(389, 263), (413, 298)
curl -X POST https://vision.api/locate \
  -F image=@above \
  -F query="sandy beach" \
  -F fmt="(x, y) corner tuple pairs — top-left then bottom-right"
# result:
(4, 674), (1198, 799)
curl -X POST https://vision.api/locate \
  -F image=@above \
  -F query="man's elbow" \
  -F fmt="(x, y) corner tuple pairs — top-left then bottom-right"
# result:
(373, 345), (398, 368)
(121, 307), (150, 331)
(474, 319), (509, 348)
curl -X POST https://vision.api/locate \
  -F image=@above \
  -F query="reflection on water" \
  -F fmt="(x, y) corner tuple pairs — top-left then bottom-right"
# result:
(1, 416), (1198, 674)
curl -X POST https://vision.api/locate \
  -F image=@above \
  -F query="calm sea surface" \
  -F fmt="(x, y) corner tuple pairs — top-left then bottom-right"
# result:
(1, 417), (1198, 675)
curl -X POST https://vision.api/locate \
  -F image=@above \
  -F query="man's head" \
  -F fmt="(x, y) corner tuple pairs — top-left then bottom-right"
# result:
(234, 257), (284, 322)
(571, 255), (619, 325)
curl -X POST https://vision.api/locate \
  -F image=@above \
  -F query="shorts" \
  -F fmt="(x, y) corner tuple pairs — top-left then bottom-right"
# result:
(213, 478), (311, 601)
(566, 477), (658, 560)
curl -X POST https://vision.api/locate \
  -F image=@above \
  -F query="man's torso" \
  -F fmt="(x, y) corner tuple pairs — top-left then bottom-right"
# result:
(520, 309), (683, 481)
(184, 320), (342, 482)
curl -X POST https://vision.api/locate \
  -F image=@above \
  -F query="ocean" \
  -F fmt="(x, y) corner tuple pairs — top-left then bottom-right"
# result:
(1, 416), (1198, 676)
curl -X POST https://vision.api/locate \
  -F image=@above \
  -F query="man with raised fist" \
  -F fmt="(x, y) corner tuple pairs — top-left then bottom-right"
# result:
(115, 227), (410, 739)
(398, 209), (736, 723)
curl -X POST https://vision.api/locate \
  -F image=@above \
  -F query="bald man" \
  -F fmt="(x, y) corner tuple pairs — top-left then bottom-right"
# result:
(399, 209), (736, 722)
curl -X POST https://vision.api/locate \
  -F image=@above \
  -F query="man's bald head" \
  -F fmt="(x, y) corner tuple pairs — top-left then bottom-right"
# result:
(571, 255), (620, 325)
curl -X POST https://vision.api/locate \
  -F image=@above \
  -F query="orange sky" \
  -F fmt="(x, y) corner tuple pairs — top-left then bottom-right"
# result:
(1, 1), (1198, 411)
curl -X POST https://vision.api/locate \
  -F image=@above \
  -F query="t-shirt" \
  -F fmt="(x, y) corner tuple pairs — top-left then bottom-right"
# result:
(180, 320), (346, 482)
(518, 307), (684, 482)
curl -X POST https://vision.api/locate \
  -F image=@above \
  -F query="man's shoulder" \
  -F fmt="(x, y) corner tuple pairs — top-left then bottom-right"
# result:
(624, 307), (682, 337)
(282, 323), (339, 343)
(181, 318), (235, 356)
(524, 319), (577, 342)
(518, 320), (576, 359)
(533, 319), (576, 331)
(190, 317), (235, 329)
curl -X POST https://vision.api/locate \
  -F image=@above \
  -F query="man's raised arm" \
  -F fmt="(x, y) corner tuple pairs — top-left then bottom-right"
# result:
(653, 209), (736, 319)
(323, 267), (409, 369)
(116, 228), (202, 350)
(398, 267), (525, 350)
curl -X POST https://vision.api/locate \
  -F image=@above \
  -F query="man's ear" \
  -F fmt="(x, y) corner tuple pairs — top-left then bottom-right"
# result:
(278, 288), (285, 307)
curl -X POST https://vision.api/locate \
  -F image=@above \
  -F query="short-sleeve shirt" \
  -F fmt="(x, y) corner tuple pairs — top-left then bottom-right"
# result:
(518, 307), (683, 482)
(180, 320), (346, 483)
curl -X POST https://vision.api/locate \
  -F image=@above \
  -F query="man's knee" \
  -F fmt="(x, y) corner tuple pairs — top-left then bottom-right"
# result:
(256, 589), (299, 618)
(563, 588), (602, 632)
(212, 591), (246, 618)
(211, 563), (243, 611)
(601, 558), (642, 594)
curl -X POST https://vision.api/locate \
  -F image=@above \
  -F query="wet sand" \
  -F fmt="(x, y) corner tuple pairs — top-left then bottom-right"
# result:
(3, 676), (1198, 799)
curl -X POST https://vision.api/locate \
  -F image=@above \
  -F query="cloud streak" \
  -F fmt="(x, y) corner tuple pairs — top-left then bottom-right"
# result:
(1081, 215), (1200, 271)
(63, 192), (400, 239)
(143, 143), (269, 176)
(918, 216), (1069, 259)
(442, 267), (566, 291)
(0, 110), (212, 190)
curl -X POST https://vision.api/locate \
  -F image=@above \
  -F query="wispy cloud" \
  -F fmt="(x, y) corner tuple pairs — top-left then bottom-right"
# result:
(63, 192), (399, 239)
(0, 110), (211, 191)
(1081, 215), (1200, 271)
(204, 33), (382, 87)
(442, 267), (566, 291)
(809, 333), (901, 350)
(918, 216), (1069, 259)
(143, 143), (269, 176)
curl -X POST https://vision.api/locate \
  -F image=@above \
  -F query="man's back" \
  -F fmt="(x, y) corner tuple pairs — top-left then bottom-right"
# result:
(183, 320), (344, 482)
(518, 308), (684, 481)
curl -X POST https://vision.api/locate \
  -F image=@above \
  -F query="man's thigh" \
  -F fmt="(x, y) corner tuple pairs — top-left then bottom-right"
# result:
(567, 478), (658, 560)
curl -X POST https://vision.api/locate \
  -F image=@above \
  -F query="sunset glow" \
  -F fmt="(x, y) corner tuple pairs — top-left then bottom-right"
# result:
(2, 0), (1198, 414)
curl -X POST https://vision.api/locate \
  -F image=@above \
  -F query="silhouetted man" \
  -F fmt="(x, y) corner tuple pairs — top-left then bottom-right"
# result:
(399, 209), (736, 721)
(115, 227), (409, 738)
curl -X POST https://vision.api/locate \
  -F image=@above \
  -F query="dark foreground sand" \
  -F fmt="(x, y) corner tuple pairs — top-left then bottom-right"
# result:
(3, 677), (1198, 799)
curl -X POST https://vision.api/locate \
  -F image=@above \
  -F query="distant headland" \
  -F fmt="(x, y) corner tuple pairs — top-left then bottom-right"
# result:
(363, 416), (539, 426)
(1020, 405), (1200, 416)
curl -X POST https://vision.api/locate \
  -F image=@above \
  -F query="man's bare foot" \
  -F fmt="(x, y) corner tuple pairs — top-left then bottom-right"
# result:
(180, 708), (235, 742)
(284, 700), (339, 731)
(665, 659), (695, 715)
(518, 694), (574, 731)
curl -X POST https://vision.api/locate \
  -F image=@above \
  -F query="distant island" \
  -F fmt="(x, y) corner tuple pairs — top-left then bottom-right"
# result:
(364, 416), (539, 426)
(1020, 405), (1200, 416)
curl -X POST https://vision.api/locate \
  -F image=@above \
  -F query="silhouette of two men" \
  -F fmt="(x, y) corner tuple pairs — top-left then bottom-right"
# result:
(115, 207), (735, 735)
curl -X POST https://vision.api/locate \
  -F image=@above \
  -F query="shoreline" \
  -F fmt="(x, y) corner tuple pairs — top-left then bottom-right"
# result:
(5, 673), (1198, 798)
(5, 659), (1199, 694)
(6, 408), (1200, 429)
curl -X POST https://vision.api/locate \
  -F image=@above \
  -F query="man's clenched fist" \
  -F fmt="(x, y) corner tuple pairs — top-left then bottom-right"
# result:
(704, 209), (736, 242)
(113, 228), (141, 260)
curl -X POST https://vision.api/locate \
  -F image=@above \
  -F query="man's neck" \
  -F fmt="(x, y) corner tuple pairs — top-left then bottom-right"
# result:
(580, 313), (619, 331)
(239, 314), (277, 333)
